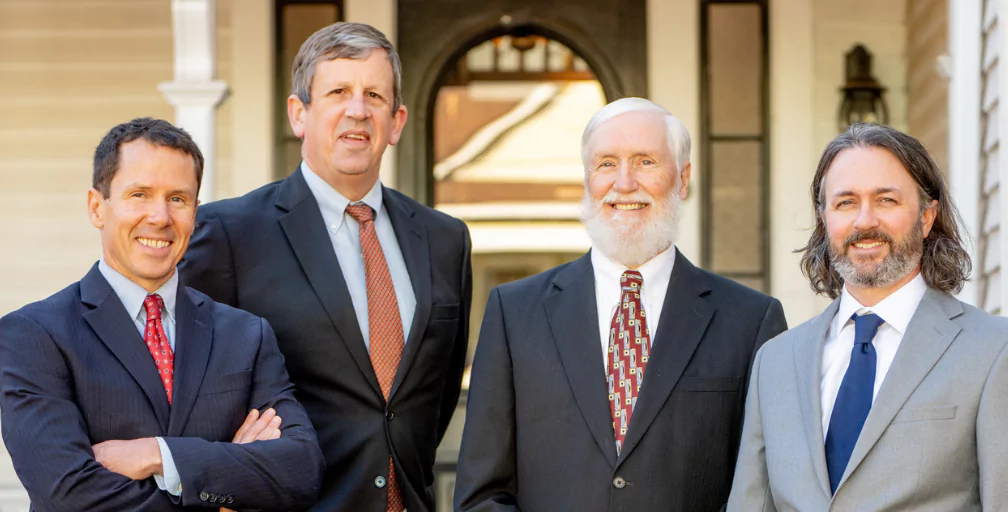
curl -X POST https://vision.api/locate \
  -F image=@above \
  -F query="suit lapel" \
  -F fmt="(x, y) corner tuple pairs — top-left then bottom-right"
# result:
(616, 251), (713, 468)
(80, 264), (170, 432)
(544, 253), (618, 468)
(793, 300), (838, 498)
(166, 284), (213, 436)
(276, 171), (383, 398)
(838, 289), (961, 489)
(384, 188), (432, 401)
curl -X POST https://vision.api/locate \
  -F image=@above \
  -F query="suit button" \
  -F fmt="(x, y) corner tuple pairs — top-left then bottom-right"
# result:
(386, 409), (395, 420)
(199, 491), (209, 502)
(209, 494), (218, 503)
(613, 476), (626, 489)
(375, 475), (387, 488)
(226, 495), (234, 504)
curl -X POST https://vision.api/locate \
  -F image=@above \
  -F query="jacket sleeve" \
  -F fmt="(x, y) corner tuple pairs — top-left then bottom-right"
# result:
(437, 221), (473, 443)
(978, 338), (1008, 509)
(179, 208), (238, 307)
(453, 287), (520, 512)
(0, 312), (179, 512)
(726, 344), (778, 512)
(162, 318), (325, 511)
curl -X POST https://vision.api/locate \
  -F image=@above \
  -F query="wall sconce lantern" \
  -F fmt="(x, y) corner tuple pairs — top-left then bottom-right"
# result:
(838, 44), (888, 131)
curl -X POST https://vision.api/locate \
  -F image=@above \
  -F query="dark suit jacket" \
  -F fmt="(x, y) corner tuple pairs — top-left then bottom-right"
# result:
(454, 250), (787, 512)
(179, 170), (473, 512)
(0, 264), (324, 511)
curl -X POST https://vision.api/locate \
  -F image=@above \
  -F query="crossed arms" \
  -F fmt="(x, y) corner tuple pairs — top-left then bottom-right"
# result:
(0, 312), (324, 511)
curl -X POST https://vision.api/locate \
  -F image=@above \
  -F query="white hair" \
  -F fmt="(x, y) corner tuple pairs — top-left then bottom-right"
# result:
(580, 97), (692, 172)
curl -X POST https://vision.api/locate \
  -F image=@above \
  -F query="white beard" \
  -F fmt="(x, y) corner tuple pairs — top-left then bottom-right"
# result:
(581, 187), (681, 268)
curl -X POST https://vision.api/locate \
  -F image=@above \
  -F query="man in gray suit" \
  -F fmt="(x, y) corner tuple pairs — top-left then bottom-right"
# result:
(728, 123), (1008, 510)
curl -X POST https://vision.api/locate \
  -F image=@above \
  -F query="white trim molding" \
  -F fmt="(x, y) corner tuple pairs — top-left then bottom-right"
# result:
(948, 0), (982, 306)
(159, 0), (230, 202)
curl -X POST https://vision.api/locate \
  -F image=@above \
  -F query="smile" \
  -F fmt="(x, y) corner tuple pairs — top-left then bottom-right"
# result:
(610, 203), (649, 211)
(342, 133), (370, 142)
(852, 241), (885, 249)
(136, 237), (172, 249)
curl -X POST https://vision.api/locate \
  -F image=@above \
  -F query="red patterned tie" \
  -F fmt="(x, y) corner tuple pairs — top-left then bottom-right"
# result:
(143, 294), (175, 405)
(345, 203), (405, 512)
(607, 270), (651, 453)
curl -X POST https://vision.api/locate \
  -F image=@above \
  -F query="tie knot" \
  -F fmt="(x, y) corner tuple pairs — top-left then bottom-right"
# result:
(851, 312), (884, 346)
(144, 294), (164, 320)
(620, 270), (643, 289)
(346, 203), (375, 223)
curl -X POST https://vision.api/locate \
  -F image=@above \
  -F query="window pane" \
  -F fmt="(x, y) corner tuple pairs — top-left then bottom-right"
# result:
(707, 4), (762, 135)
(710, 141), (763, 274)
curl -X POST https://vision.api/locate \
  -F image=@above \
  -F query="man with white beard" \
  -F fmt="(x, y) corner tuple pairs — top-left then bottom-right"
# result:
(454, 98), (788, 512)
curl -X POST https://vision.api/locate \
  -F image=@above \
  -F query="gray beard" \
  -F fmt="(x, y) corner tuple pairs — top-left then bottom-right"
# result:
(829, 219), (924, 289)
(581, 190), (681, 268)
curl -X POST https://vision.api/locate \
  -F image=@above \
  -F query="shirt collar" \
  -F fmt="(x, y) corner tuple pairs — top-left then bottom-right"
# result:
(835, 272), (927, 336)
(301, 161), (384, 225)
(590, 244), (677, 290)
(97, 259), (178, 323)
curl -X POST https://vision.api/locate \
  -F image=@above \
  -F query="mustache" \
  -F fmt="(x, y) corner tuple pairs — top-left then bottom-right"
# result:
(844, 229), (894, 247)
(597, 190), (655, 205)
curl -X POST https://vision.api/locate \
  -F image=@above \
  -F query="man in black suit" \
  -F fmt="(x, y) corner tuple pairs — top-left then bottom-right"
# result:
(0, 118), (324, 511)
(454, 98), (788, 511)
(179, 22), (472, 512)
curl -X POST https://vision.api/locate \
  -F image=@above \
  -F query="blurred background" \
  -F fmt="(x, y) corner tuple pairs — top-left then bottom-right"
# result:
(0, 0), (999, 509)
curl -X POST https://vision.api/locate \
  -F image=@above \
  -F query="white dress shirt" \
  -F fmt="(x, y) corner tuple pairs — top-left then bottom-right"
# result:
(97, 260), (183, 496)
(820, 273), (927, 438)
(301, 162), (416, 347)
(591, 245), (676, 372)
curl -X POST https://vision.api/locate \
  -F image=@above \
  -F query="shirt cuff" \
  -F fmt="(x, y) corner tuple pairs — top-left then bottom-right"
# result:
(153, 437), (183, 496)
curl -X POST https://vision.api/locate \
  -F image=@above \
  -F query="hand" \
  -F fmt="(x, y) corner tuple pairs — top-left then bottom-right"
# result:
(231, 408), (283, 444)
(92, 438), (162, 480)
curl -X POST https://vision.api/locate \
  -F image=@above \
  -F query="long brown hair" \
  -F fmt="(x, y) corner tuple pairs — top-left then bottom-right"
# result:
(797, 123), (971, 298)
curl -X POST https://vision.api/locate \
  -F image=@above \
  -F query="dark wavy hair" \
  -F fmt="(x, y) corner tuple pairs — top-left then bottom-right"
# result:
(797, 123), (971, 298)
(93, 117), (204, 198)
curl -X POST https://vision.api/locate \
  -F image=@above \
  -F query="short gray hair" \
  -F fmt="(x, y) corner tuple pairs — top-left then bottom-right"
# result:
(291, 22), (403, 111)
(580, 97), (691, 172)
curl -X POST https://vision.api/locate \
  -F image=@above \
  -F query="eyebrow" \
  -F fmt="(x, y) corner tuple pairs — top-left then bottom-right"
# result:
(122, 184), (195, 197)
(831, 187), (900, 198)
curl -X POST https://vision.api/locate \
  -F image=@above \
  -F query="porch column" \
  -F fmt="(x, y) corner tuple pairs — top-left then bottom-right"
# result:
(158, 0), (229, 202)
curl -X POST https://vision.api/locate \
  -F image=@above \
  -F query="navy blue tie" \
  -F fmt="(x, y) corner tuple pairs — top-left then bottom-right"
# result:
(824, 312), (884, 494)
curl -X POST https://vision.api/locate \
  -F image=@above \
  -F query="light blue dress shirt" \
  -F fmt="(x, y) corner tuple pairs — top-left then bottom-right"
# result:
(300, 162), (416, 347)
(97, 260), (183, 496)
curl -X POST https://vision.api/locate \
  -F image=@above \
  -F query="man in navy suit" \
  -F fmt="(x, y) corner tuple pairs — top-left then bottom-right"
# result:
(0, 118), (324, 511)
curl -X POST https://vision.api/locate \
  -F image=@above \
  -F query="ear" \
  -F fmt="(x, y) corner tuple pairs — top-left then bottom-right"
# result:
(677, 162), (691, 200)
(921, 198), (939, 238)
(288, 94), (307, 138)
(87, 188), (105, 229)
(388, 104), (409, 146)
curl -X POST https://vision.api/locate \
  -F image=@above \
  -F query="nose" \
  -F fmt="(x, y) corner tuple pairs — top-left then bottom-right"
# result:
(345, 92), (369, 121)
(852, 202), (879, 231)
(146, 201), (173, 227)
(612, 163), (638, 194)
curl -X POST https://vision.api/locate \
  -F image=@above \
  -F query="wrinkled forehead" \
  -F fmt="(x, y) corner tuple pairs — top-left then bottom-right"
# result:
(586, 112), (670, 159)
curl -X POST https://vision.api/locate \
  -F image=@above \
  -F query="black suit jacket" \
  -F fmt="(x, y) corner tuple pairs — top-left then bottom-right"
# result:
(454, 251), (787, 511)
(0, 264), (324, 511)
(179, 170), (473, 512)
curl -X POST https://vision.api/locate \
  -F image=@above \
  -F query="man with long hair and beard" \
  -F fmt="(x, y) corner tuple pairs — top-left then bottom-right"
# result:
(729, 123), (1008, 511)
(455, 98), (787, 511)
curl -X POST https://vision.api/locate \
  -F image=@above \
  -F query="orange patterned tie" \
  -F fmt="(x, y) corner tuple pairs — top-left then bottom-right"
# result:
(345, 203), (405, 512)
(607, 270), (651, 454)
(143, 294), (175, 405)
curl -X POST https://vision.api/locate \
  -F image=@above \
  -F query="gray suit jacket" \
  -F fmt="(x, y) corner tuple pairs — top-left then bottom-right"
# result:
(728, 289), (1008, 511)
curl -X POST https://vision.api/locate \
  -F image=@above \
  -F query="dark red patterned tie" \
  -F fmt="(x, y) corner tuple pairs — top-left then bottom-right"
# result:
(143, 294), (175, 405)
(607, 270), (651, 453)
(345, 203), (405, 512)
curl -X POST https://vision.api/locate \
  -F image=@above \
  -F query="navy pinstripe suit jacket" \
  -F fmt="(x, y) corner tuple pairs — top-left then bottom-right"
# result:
(0, 264), (324, 511)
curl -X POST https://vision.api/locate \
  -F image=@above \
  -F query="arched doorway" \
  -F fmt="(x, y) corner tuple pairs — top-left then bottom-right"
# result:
(428, 31), (609, 510)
